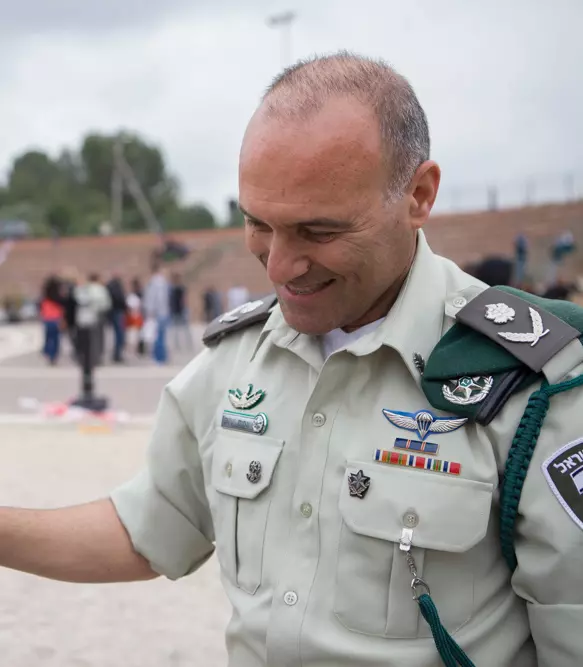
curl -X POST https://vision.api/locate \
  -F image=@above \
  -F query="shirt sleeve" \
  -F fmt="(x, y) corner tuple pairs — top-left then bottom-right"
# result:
(510, 387), (583, 667)
(110, 385), (215, 580)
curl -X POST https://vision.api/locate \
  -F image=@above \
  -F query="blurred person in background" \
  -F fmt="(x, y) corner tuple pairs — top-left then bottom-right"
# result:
(74, 273), (111, 366)
(169, 272), (193, 352)
(60, 267), (80, 359)
(39, 275), (64, 365)
(143, 263), (170, 364)
(106, 273), (128, 364)
(203, 285), (223, 323)
(226, 283), (250, 311)
(125, 277), (145, 357)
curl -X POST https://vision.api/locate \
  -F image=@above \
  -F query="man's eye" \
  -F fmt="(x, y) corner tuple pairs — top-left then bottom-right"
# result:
(245, 218), (269, 231)
(305, 229), (336, 242)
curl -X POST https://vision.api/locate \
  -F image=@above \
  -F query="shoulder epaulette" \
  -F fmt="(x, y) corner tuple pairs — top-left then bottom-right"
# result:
(422, 286), (583, 425)
(202, 295), (278, 347)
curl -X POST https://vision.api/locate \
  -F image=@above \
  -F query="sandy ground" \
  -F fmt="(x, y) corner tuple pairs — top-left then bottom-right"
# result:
(0, 424), (230, 667)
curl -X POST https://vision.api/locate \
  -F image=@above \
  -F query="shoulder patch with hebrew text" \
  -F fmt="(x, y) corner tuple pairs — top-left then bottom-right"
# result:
(542, 437), (583, 530)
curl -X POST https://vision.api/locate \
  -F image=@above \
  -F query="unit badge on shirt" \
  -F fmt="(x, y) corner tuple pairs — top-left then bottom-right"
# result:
(228, 384), (266, 410)
(442, 375), (493, 405)
(542, 437), (583, 530)
(382, 409), (467, 441)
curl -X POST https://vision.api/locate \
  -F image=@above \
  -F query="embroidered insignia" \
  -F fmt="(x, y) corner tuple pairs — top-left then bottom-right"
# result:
(246, 460), (262, 484)
(219, 300), (265, 324)
(374, 450), (461, 475)
(442, 375), (493, 405)
(228, 384), (266, 410)
(382, 409), (467, 441)
(456, 287), (579, 374)
(498, 307), (550, 347)
(394, 438), (439, 454)
(413, 353), (426, 376)
(485, 303), (516, 324)
(348, 469), (371, 499)
(542, 437), (583, 530)
(221, 410), (268, 435)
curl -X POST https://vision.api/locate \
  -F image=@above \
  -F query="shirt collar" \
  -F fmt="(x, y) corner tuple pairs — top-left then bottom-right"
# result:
(250, 231), (450, 376)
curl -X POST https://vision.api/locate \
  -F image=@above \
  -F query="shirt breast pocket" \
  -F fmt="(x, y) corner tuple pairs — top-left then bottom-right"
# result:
(211, 431), (284, 594)
(334, 461), (494, 639)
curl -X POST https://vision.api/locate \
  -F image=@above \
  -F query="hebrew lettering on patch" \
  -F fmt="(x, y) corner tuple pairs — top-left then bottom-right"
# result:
(543, 438), (583, 532)
(565, 457), (579, 470)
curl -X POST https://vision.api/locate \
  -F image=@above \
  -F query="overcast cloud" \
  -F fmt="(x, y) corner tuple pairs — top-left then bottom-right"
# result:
(0, 0), (581, 221)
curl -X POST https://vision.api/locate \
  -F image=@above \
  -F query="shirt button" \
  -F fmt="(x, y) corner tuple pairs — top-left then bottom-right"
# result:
(300, 503), (313, 518)
(225, 462), (233, 477)
(453, 296), (467, 309)
(284, 591), (298, 606)
(403, 511), (419, 528)
(312, 413), (326, 427)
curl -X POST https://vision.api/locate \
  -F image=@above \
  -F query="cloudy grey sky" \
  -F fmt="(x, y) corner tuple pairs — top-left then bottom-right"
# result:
(0, 0), (581, 220)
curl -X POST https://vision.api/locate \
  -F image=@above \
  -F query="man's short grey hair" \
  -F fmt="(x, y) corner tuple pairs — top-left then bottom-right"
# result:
(262, 51), (430, 200)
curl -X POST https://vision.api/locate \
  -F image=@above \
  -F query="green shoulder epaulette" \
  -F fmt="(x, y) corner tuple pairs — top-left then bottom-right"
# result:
(203, 295), (278, 347)
(422, 285), (583, 573)
(421, 285), (583, 425)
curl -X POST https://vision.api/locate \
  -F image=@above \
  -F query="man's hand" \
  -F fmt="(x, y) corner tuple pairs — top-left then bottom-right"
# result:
(0, 499), (158, 583)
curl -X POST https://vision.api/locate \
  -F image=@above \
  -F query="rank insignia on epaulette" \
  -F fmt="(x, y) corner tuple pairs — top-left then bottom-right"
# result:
(456, 287), (580, 373)
(203, 295), (278, 347)
(220, 300), (264, 323)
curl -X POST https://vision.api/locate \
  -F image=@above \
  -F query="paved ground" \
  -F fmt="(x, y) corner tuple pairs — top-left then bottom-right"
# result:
(0, 323), (205, 416)
(0, 324), (232, 665)
(0, 424), (230, 666)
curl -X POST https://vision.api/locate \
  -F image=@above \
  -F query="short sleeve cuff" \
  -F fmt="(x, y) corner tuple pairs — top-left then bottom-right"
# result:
(111, 470), (215, 581)
(528, 601), (583, 667)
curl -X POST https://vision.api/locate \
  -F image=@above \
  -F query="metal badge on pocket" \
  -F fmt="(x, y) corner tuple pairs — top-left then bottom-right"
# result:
(221, 410), (268, 435)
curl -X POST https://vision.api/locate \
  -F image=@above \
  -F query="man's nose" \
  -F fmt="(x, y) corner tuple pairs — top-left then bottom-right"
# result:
(265, 234), (310, 286)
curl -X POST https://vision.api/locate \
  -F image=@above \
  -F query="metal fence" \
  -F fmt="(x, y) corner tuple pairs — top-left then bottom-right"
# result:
(433, 171), (583, 214)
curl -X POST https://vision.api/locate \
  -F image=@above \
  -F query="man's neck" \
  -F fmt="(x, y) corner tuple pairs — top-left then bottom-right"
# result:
(342, 250), (415, 333)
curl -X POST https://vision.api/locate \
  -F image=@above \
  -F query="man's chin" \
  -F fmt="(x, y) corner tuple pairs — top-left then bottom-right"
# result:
(279, 303), (338, 336)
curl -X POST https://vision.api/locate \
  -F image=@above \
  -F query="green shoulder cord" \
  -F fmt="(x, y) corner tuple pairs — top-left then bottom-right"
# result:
(500, 373), (583, 570)
(400, 531), (477, 667)
(405, 372), (583, 666)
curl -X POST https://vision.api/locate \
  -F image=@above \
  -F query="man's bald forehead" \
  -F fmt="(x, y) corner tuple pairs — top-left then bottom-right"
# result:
(252, 51), (430, 198)
(240, 96), (384, 196)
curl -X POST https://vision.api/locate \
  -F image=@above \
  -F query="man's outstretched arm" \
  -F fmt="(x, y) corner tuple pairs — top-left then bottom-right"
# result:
(0, 499), (158, 583)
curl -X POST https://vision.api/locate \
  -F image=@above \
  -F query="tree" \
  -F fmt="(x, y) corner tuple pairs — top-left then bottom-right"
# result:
(80, 132), (179, 231)
(46, 202), (73, 237)
(1, 130), (213, 238)
(164, 204), (216, 231)
(8, 151), (61, 204)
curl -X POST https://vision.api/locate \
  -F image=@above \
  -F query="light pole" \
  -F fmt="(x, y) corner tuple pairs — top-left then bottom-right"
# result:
(267, 10), (297, 69)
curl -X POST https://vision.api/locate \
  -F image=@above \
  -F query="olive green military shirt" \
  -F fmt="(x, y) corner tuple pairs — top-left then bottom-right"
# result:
(111, 231), (583, 666)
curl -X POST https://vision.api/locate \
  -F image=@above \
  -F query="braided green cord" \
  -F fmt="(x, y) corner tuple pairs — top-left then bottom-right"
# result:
(500, 373), (583, 571)
(418, 594), (476, 667)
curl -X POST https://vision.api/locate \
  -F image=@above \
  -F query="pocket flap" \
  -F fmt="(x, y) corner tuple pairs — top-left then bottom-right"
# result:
(340, 461), (494, 552)
(212, 431), (284, 499)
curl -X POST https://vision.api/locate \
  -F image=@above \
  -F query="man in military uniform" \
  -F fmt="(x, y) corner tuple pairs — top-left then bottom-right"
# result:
(1, 53), (582, 666)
